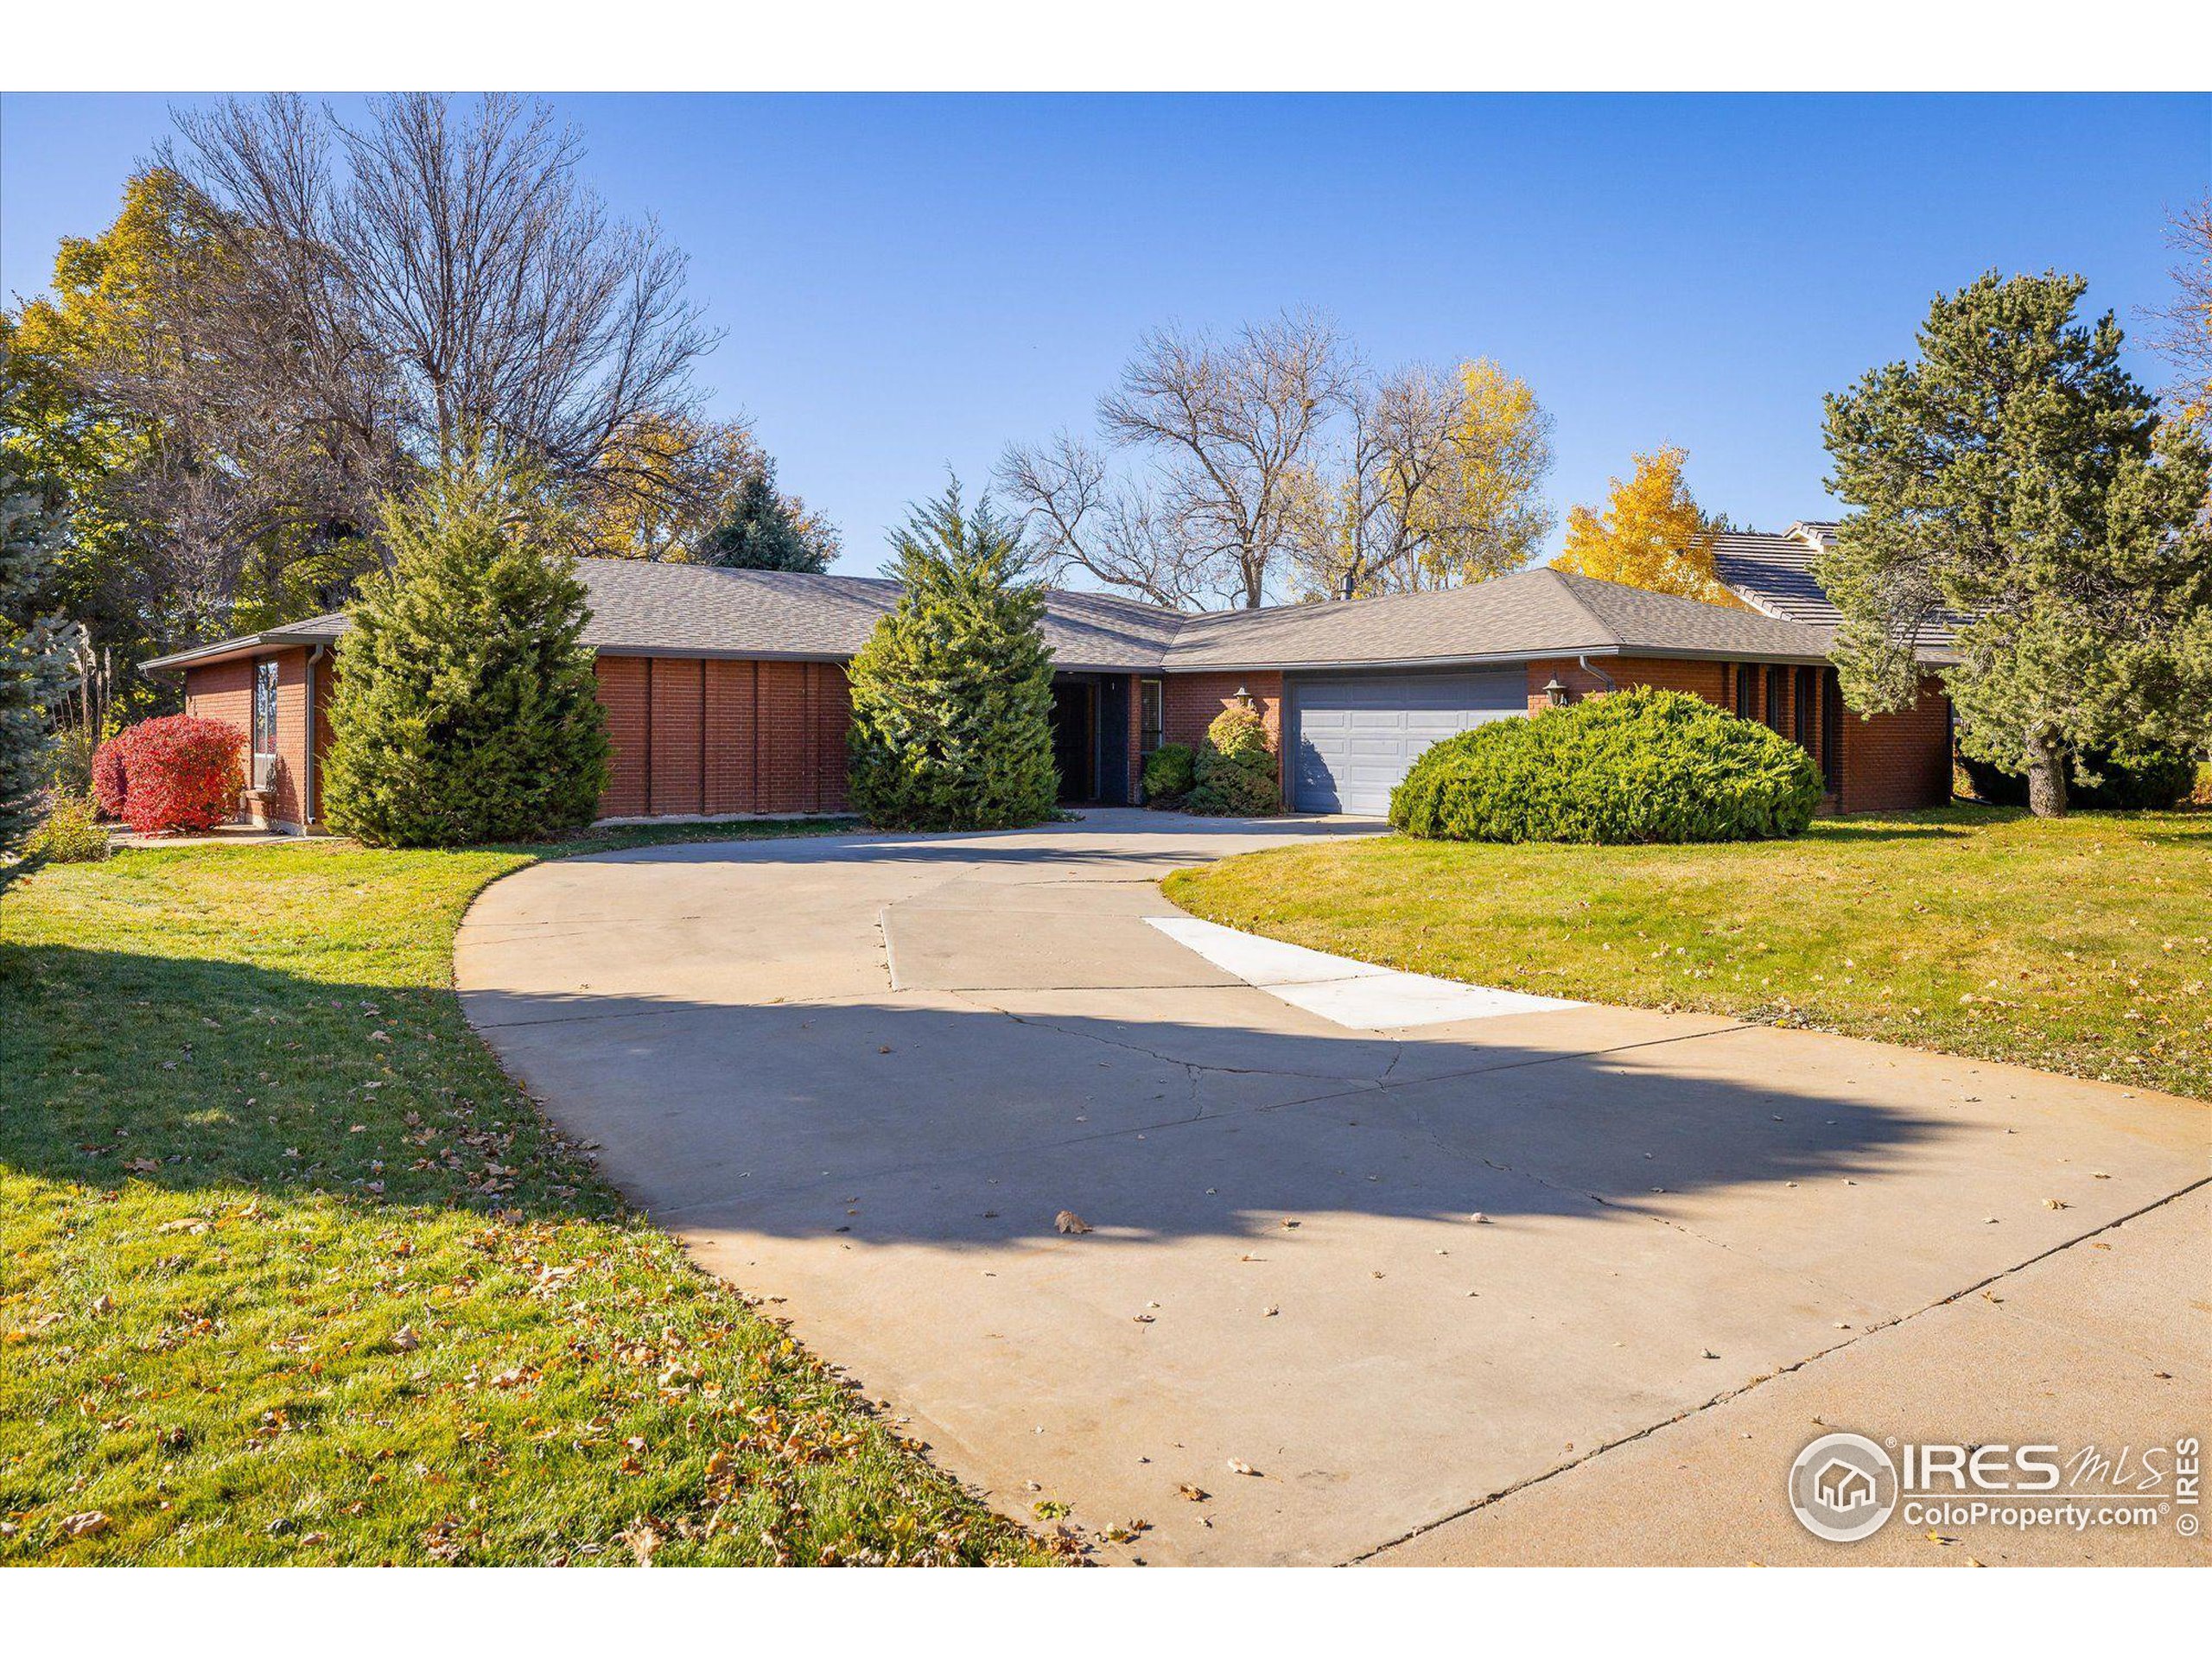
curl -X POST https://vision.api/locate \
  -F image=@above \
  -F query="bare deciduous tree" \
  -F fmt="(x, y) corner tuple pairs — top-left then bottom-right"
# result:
(1002, 312), (1350, 609)
(162, 92), (718, 533)
(996, 432), (1217, 609)
(2152, 196), (2212, 435)
(1292, 358), (1556, 599)
(1001, 319), (1553, 610)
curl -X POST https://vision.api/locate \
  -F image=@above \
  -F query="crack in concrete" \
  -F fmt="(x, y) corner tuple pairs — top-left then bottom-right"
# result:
(1344, 1175), (2212, 1566)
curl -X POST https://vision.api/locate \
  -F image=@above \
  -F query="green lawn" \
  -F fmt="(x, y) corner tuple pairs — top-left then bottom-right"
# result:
(1165, 806), (2212, 1103)
(0, 823), (1052, 1566)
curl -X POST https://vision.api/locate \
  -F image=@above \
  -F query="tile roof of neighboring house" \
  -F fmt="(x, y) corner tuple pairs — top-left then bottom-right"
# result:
(1713, 521), (1960, 661)
(145, 554), (1843, 677)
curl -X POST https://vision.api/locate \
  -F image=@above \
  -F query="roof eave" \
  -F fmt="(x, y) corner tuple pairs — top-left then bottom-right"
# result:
(139, 627), (341, 677)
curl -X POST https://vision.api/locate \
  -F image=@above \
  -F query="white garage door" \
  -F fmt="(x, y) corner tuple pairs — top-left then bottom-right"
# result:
(1290, 671), (1526, 815)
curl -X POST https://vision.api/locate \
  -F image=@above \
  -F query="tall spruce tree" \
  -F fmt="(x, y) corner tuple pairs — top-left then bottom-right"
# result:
(846, 484), (1058, 830)
(322, 455), (610, 847)
(1821, 270), (2212, 817)
(1, 457), (75, 900)
(697, 461), (833, 572)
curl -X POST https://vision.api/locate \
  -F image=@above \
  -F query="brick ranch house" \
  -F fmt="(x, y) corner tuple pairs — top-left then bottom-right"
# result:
(143, 528), (1955, 830)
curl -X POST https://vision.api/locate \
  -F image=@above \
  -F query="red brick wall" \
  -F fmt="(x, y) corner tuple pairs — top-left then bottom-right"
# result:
(594, 653), (851, 820)
(1163, 671), (1284, 752)
(182, 658), (251, 826)
(1521, 655), (1730, 714)
(594, 657), (651, 817)
(1516, 656), (1950, 812)
(1840, 674), (1953, 813)
(182, 646), (316, 830)
(1162, 670), (1286, 805)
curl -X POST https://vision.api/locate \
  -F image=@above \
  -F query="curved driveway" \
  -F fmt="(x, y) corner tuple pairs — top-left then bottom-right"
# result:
(457, 810), (2208, 1565)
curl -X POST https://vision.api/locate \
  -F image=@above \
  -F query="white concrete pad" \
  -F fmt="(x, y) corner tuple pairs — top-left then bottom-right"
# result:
(1144, 915), (1390, 984)
(1146, 913), (1584, 1031)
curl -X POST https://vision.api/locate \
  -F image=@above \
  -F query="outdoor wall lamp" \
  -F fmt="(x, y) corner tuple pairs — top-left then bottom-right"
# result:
(1232, 683), (1254, 707)
(1542, 677), (1569, 708)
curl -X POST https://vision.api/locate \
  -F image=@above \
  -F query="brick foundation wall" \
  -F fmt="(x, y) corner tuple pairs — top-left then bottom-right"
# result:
(594, 654), (852, 819)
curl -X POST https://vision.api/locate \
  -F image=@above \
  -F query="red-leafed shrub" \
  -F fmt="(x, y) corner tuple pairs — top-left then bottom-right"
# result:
(109, 715), (245, 835)
(91, 736), (130, 820)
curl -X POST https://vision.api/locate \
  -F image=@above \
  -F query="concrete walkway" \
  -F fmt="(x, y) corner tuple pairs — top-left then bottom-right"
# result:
(455, 809), (2209, 1565)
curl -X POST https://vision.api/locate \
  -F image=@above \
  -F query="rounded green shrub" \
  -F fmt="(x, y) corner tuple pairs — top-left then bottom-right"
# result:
(1390, 686), (1821, 843)
(1184, 706), (1281, 817)
(1141, 742), (1195, 804)
(1959, 747), (2197, 810)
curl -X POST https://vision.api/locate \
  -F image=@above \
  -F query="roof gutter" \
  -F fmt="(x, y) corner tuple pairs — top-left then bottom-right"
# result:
(1576, 653), (1618, 693)
(140, 628), (340, 677)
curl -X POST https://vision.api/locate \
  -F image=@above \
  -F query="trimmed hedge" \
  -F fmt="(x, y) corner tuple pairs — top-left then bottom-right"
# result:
(1141, 742), (1195, 804)
(1390, 687), (1821, 844)
(1185, 706), (1281, 817)
(1959, 747), (2198, 811)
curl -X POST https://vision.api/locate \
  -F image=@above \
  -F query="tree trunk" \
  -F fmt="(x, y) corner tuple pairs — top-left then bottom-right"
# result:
(2025, 733), (2069, 818)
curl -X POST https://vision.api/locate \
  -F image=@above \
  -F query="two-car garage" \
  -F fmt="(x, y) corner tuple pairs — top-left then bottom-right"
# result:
(1287, 669), (1526, 815)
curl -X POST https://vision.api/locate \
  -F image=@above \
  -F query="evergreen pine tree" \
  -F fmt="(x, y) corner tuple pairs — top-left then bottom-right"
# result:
(1821, 270), (2212, 817)
(322, 456), (611, 848)
(846, 483), (1058, 830)
(1, 456), (76, 901)
(698, 461), (833, 572)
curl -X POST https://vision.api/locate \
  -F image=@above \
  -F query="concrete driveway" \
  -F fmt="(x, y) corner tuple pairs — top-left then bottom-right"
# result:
(456, 810), (2209, 1565)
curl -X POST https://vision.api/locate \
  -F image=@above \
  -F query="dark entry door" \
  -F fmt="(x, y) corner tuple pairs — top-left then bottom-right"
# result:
(1050, 681), (1095, 803)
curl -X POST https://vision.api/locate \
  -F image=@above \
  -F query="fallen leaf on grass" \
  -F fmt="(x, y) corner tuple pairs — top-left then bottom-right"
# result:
(59, 1511), (109, 1538)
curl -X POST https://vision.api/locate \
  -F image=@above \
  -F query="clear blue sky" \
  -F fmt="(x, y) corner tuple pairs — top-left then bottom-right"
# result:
(4, 92), (2207, 580)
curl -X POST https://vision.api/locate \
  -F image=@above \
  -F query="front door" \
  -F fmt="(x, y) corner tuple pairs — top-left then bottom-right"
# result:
(1049, 681), (1095, 803)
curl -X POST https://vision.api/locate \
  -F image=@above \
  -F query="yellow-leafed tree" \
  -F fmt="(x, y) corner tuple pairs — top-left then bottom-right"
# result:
(1552, 446), (1744, 607)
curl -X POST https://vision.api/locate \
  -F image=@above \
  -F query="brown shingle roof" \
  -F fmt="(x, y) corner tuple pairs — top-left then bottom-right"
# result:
(148, 555), (1843, 676)
(1164, 566), (1829, 669)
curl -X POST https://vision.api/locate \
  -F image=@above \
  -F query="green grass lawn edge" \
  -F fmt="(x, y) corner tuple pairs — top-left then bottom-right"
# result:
(1164, 806), (2211, 1103)
(1, 818), (1059, 1566)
